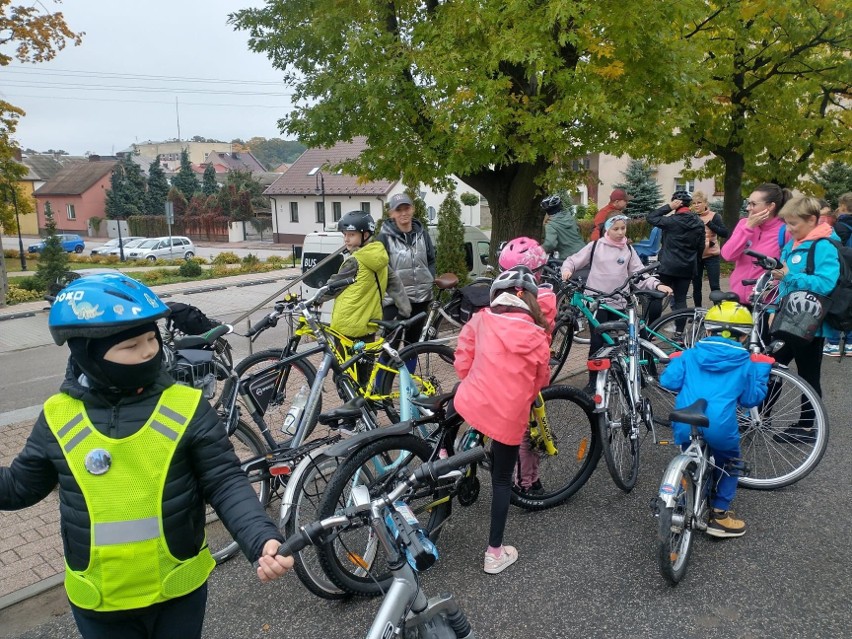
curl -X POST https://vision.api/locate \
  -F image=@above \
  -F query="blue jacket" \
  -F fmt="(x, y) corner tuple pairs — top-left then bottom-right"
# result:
(660, 337), (773, 451)
(779, 234), (841, 339)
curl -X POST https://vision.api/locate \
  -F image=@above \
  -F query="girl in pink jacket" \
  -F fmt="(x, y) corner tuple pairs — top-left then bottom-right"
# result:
(720, 183), (792, 304)
(453, 267), (551, 575)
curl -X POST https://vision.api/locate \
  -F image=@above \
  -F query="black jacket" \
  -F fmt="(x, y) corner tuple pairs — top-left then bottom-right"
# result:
(0, 360), (282, 571)
(647, 204), (707, 278)
(836, 214), (852, 246)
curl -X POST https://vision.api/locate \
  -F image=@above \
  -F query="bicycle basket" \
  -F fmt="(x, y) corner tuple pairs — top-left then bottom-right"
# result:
(170, 349), (218, 399)
(770, 290), (829, 343)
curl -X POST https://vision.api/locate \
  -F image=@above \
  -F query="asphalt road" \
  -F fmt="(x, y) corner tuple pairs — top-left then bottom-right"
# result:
(3, 359), (850, 638)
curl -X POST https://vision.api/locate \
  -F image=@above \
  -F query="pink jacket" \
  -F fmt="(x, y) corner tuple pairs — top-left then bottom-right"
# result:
(720, 216), (784, 304)
(454, 309), (551, 446)
(561, 239), (660, 309)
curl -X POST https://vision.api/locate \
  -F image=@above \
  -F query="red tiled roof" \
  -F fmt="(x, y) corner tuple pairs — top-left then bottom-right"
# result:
(263, 138), (397, 197)
(33, 160), (118, 196)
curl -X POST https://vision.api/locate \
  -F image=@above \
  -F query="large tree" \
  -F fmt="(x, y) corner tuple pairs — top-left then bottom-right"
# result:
(105, 155), (147, 219)
(146, 155), (170, 215)
(202, 163), (219, 196)
(171, 149), (200, 199)
(613, 160), (663, 218)
(244, 136), (306, 169)
(231, 1), (701, 248)
(629, 0), (852, 228)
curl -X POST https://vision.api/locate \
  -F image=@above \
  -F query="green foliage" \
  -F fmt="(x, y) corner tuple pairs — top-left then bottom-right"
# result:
(6, 283), (42, 304)
(813, 162), (852, 209)
(241, 253), (260, 266)
(613, 160), (662, 218)
(460, 192), (479, 207)
(147, 156), (170, 215)
(266, 254), (286, 267)
(435, 192), (468, 286)
(212, 251), (241, 265)
(88, 216), (102, 233)
(167, 186), (188, 216)
(243, 137), (306, 170)
(34, 201), (68, 290)
(202, 164), (219, 196)
(11, 275), (41, 292)
(171, 149), (200, 199)
(708, 199), (725, 215)
(178, 258), (203, 277)
(105, 155), (147, 218)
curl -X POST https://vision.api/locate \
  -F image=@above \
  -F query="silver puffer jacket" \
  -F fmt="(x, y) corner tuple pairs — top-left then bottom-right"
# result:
(378, 219), (436, 304)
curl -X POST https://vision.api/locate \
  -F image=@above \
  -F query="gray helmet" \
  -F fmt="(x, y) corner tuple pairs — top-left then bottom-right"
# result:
(540, 195), (562, 214)
(490, 266), (539, 302)
(338, 210), (376, 234)
(672, 190), (693, 208)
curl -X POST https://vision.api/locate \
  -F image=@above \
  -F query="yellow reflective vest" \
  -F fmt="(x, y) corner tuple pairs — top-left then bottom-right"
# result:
(43, 385), (215, 612)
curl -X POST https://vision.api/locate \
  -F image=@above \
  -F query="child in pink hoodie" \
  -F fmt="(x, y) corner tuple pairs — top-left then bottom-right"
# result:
(721, 183), (792, 304)
(453, 267), (551, 575)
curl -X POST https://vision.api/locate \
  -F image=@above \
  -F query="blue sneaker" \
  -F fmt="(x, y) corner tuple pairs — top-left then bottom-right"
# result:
(823, 343), (841, 357)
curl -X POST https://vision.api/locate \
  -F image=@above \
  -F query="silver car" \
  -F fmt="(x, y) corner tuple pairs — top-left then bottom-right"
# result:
(91, 236), (145, 255)
(125, 236), (196, 261)
(105, 238), (148, 256)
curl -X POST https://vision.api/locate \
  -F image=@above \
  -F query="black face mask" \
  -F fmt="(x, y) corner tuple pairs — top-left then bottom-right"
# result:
(68, 324), (164, 393)
(96, 349), (164, 392)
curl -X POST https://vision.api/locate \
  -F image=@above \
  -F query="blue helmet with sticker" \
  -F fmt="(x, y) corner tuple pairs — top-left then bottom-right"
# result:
(48, 273), (170, 345)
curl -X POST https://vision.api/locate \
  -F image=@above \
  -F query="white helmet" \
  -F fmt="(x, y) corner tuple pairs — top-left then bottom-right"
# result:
(490, 266), (538, 302)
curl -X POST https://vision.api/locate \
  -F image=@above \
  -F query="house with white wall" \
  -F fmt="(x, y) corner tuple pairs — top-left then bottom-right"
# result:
(264, 138), (482, 245)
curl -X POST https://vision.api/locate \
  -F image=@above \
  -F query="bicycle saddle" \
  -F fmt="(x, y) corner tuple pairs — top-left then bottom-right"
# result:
(668, 399), (709, 428)
(434, 273), (460, 289)
(173, 324), (232, 349)
(635, 289), (667, 300)
(410, 390), (456, 413)
(594, 320), (629, 335)
(318, 397), (366, 425)
(709, 290), (740, 304)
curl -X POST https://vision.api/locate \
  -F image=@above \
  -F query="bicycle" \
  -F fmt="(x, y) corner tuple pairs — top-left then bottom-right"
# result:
(645, 249), (830, 490)
(311, 384), (598, 597)
(278, 447), (486, 639)
(417, 272), (495, 345)
(653, 399), (748, 585)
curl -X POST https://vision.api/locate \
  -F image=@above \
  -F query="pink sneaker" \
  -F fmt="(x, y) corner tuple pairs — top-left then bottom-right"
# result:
(483, 545), (518, 574)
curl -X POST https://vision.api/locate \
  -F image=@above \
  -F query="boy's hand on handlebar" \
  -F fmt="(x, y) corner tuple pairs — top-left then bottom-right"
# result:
(656, 284), (673, 295)
(771, 264), (788, 280)
(257, 539), (294, 582)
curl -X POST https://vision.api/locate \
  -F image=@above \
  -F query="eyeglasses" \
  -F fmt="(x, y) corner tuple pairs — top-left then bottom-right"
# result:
(746, 201), (765, 208)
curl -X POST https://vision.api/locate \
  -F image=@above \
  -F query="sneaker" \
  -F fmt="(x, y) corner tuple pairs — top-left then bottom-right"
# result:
(773, 425), (817, 444)
(706, 509), (746, 538)
(483, 545), (519, 574)
(845, 343), (852, 356)
(823, 343), (841, 357)
(519, 480), (544, 497)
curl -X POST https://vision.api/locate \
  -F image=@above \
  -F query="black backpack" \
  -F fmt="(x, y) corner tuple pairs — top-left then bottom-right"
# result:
(166, 301), (221, 336)
(454, 280), (492, 324)
(806, 238), (852, 331)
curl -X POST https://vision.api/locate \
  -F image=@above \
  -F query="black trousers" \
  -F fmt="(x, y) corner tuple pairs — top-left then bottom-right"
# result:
(659, 274), (693, 331)
(693, 255), (722, 307)
(489, 440), (520, 548)
(383, 299), (432, 347)
(771, 337), (824, 428)
(71, 583), (207, 639)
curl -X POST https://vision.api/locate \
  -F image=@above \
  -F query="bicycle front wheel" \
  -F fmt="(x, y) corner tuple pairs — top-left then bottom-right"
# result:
(657, 467), (696, 585)
(316, 434), (448, 597)
(510, 385), (600, 511)
(205, 419), (270, 564)
(377, 342), (457, 425)
(645, 308), (708, 353)
(548, 319), (574, 383)
(598, 365), (640, 492)
(737, 367), (829, 490)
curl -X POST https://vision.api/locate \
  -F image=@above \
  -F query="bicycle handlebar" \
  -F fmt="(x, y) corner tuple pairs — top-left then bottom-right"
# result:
(276, 446), (487, 558)
(744, 249), (781, 271)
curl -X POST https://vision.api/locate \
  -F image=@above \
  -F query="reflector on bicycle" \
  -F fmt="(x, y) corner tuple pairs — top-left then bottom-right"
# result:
(587, 358), (611, 371)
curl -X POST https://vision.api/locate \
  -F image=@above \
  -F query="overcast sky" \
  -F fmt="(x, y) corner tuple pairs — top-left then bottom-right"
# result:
(1, 0), (293, 155)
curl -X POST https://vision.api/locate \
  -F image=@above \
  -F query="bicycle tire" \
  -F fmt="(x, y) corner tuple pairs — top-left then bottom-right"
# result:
(737, 366), (829, 490)
(510, 385), (600, 511)
(284, 453), (350, 600)
(598, 364), (640, 492)
(316, 434), (449, 597)
(637, 341), (677, 429)
(205, 419), (270, 564)
(657, 467), (696, 585)
(230, 349), (319, 446)
(645, 308), (708, 352)
(376, 342), (457, 425)
(548, 319), (574, 383)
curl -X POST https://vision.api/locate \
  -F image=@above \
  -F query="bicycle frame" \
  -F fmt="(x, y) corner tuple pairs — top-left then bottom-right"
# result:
(657, 435), (711, 531)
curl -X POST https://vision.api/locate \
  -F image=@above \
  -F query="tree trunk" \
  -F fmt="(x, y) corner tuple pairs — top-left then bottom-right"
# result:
(460, 159), (548, 263)
(721, 151), (745, 231)
(0, 234), (7, 306)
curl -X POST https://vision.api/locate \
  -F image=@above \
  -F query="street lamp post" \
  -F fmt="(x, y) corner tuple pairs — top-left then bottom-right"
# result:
(8, 185), (27, 271)
(315, 171), (326, 228)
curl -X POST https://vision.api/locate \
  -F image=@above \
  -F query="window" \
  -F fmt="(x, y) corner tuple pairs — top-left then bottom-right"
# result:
(674, 178), (695, 193)
(316, 201), (326, 224)
(66, 204), (76, 220)
(332, 201), (342, 222)
(477, 241), (490, 266)
(289, 201), (299, 223)
(360, 202), (371, 214)
(308, 166), (320, 176)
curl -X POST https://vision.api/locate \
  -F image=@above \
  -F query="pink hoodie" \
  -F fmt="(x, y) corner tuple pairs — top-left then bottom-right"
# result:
(454, 308), (551, 446)
(720, 216), (784, 304)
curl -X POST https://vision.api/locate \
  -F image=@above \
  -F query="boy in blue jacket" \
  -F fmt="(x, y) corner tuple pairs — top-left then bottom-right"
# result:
(660, 301), (773, 538)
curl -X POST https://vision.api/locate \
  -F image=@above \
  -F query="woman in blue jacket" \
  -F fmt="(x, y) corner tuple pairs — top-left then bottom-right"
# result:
(771, 196), (840, 442)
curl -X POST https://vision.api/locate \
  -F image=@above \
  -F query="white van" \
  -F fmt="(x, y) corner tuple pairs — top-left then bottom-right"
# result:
(300, 226), (491, 321)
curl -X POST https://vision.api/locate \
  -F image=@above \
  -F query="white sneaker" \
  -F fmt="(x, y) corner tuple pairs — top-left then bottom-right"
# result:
(483, 545), (518, 574)
(823, 344), (841, 357)
(845, 343), (852, 356)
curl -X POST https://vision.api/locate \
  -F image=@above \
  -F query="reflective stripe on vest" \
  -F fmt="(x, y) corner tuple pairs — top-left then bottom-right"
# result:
(43, 385), (215, 612)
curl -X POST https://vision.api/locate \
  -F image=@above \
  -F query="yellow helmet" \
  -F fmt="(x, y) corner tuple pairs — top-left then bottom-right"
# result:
(704, 301), (753, 338)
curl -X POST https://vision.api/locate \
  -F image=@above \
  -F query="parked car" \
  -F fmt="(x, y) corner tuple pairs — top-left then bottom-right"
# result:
(90, 236), (145, 255)
(105, 238), (147, 256)
(125, 236), (196, 261)
(27, 234), (85, 254)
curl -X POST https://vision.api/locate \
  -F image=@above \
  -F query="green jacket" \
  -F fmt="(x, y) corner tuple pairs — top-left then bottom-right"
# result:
(326, 241), (411, 337)
(542, 210), (585, 259)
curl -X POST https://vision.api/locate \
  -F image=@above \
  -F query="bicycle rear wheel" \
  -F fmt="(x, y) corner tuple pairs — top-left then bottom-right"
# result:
(316, 434), (449, 597)
(657, 467), (696, 585)
(737, 367), (829, 490)
(205, 419), (270, 564)
(510, 385), (600, 511)
(377, 342), (457, 425)
(645, 308), (708, 352)
(598, 365), (640, 492)
(425, 297), (464, 344)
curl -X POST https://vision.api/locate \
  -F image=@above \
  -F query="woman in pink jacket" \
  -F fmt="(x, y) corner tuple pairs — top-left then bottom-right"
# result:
(453, 267), (551, 575)
(561, 215), (672, 391)
(720, 183), (792, 304)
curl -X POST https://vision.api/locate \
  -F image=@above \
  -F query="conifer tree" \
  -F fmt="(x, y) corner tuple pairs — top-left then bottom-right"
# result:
(613, 160), (663, 217)
(435, 192), (469, 286)
(202, 163), (219, 196)
(35, 201), (68, 291)
(813, 161), (852, 209)
(146, 155), (170, 215)
(171, 149), (199, 199)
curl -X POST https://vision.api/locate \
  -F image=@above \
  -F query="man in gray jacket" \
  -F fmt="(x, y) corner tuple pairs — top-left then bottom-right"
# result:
(541, 194), (585, 260)
(378, 193), (437, 345)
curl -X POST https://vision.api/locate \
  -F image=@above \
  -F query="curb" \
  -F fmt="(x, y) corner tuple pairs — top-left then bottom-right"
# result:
(0, 575), (64, 612)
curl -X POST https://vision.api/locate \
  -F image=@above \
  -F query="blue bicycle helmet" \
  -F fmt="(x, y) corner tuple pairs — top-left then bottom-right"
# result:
(48, 273), (170, 345)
